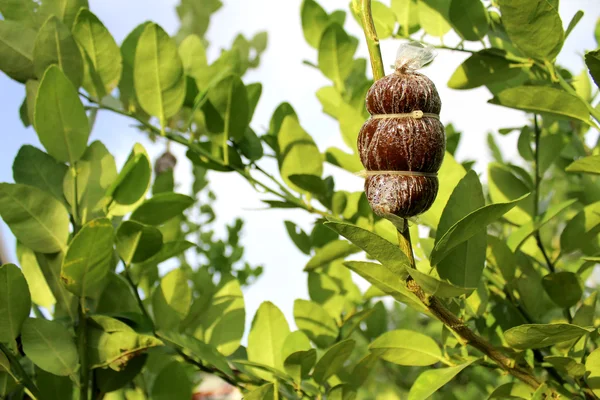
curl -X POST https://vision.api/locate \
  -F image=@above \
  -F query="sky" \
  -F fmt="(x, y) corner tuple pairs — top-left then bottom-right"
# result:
(0, 0), (599, 332)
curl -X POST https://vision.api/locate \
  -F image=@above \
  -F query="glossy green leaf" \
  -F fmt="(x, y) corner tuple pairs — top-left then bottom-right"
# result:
(566, 155), (600, 175)
(151, 361), (192, 400)
(325, 221), (410, 278)
(560, 201), (600, 254)
(96, 354), (146, 393)
(0, 183), (69, 253)
(304, 239), (359, 271)
(542, 272), (582, 308)
(63, 141), (117, 224)
(245, 383), (275, 400)
(418, 0), (451, 38)
(35, 367), (73, 400)
(410, 268), (474, 298)
(0, 20), (36, 82)
(300, 0), (329, 48)
(134, 23), (186, 122)
(96, 273), (139, 316)
(87, 315), (163, 369)
(21, 318), (79, 377)
(38, 0), (88, 29)
(248, 302), (291, 380)
(586, 348), (600, 397)
(130, 193), (194, 226)
(33, 15), (83, 87)
(35, 252), (77, 322)
(178, 34), (207, 78)
(34, 65), (90, 163)
(313, 339), (355, 384)
(116, 221), (162, 265)
(284, 221), (311, 255)
(545, 356), (585, 378)
(448, 51), (521, 89)
(61, 217), (114, 298)
(157, 331), (233, 378)
(193, 278), (245, 356)
(16, 243), (55, 308)
(294, 299), (338, 348)
(0, 264), (31, 343)
(497, 0), (564, 60)
(318, 23), (356, 89)
(504, 323), (594, 350)
(278, 116), (323, 193)
(448, 0), (488, 41)
(152, 269), (191, 331)
(489, 86), (590, 125)
(325, 147), (363, 173)
(204, 74), (249, 141)
(369, 329), (442, 366)
(407, 359), (475, 400)
(119, 22), (149, 112)
(487, 162), (534, 225)
(284, 349), (317, 386)
(106, 143), (152, 216)
(13, 145), (68, 204)
(366, 1), (397, 39)
(391, 0), (420, 37)
(434, 170), (486, 288)
(344, 261), (426, 312)
(488, 382), (535, 399)
(0, 0), (38, 27)
(73, 9), (122, 99)
(134, 240), (195, 269)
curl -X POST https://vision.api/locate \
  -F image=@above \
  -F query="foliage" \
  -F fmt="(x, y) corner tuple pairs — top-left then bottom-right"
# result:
(0, 0), (599, 399)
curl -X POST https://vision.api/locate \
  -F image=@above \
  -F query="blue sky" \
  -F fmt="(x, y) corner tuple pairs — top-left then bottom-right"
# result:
(0, 0), (598, 330)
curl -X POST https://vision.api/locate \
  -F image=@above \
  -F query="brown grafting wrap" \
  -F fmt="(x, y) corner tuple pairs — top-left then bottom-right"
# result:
(358, 70), (446, 219)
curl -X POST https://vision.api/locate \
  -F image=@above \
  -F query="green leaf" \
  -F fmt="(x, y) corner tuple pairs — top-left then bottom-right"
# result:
(505, 323), (594, 350)
(204, 74), (249, 141)
(0, 183), (69, 253)
(417, 0), (451, 38)
(410, 268), (474, 298)
(304, 239), (359, 271)
(391, 0), (420, 37)
(61, 217), (114, 298)
(344, 261), (426, 312)
(294, 299), (338, 348)
(193, 278), (245, 356)
(325, 147), (363, 173)
(130, 193), (194, 226)
(106, 143), (152, 216)
(431, 195), (527, 267)
(362, 1), (397, 39)
(134, 240), (195, 269)
(35, 367), (73, 400)
(497, 0), (564, 60)
(488, 382), (535, 399)
(34, 65), (90, 163)
(596, 17), (600, 45)
(96, 354), (146, 393)
(0, 264), (31, 343)
(325, 221), (410, 278)
(245, 383), (275, 400)
(586, 348), (600, 397)
(312, 339), (355, 384)
(33, 15), (83, 87)
(489, 86), (590, 125)
(434, 170), (486, 288)
(407, 360), (475, 400)
(0, 20), (36, 82)
(488, 162), (534, 225)
(284, 349), (317, 386)
(119, 22), (148, 113)
(35, 252), (77, 322)
(542, 272), (582, 308)
(284, 221), (311, 255)
(96, 273), (139, 316)
(318, 23), (356, 89)
(178, 34), (207, 78)
(369, 329), (442, 366)
(73, 9), (122, 99)
(63, 141), (117, 224)
(116, 221), (162, 265)
(544, 356), (585, 378)
(448, 0), (488, 41)
(448, 51), (521, 89)
(21, 318), (79, 377)
(38, 0), (88, 29)
(0, 0), (38, 27)
(151, 361), (192, 400)
(560, 201), (600, 254)
(13, 145), (68, 204)
(16, 243), (55, 309)
(134, 23), (186, 123)
(301, 0), (329, 48)
(248, 302), (291, 380)
(152, 269), (191, 331)
(566, 155), (600, 175)
(157, 331), (233, 378)
(87, 315), (163, 369)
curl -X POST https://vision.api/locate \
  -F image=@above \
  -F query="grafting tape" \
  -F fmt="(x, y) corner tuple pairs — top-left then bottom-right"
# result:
(370, 110), (440, 120)
(356, 170), (438, 178)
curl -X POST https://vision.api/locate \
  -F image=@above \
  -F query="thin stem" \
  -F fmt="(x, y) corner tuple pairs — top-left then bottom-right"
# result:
(0, 342), (42, 399)
(78, 301), (89, 400)
(359, 0), (385, 80)
(123, 267), (155, 333)
(70, 164), (80, 231)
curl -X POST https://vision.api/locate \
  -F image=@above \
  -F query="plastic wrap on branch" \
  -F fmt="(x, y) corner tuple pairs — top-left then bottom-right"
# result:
(358, 43), (445, 226)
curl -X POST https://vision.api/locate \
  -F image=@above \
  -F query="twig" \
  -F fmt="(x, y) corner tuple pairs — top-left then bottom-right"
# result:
(359, 0), (385, 80)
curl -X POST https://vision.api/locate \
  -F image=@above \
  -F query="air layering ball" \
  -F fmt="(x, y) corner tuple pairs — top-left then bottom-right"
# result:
(358, 43), (445, 223)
